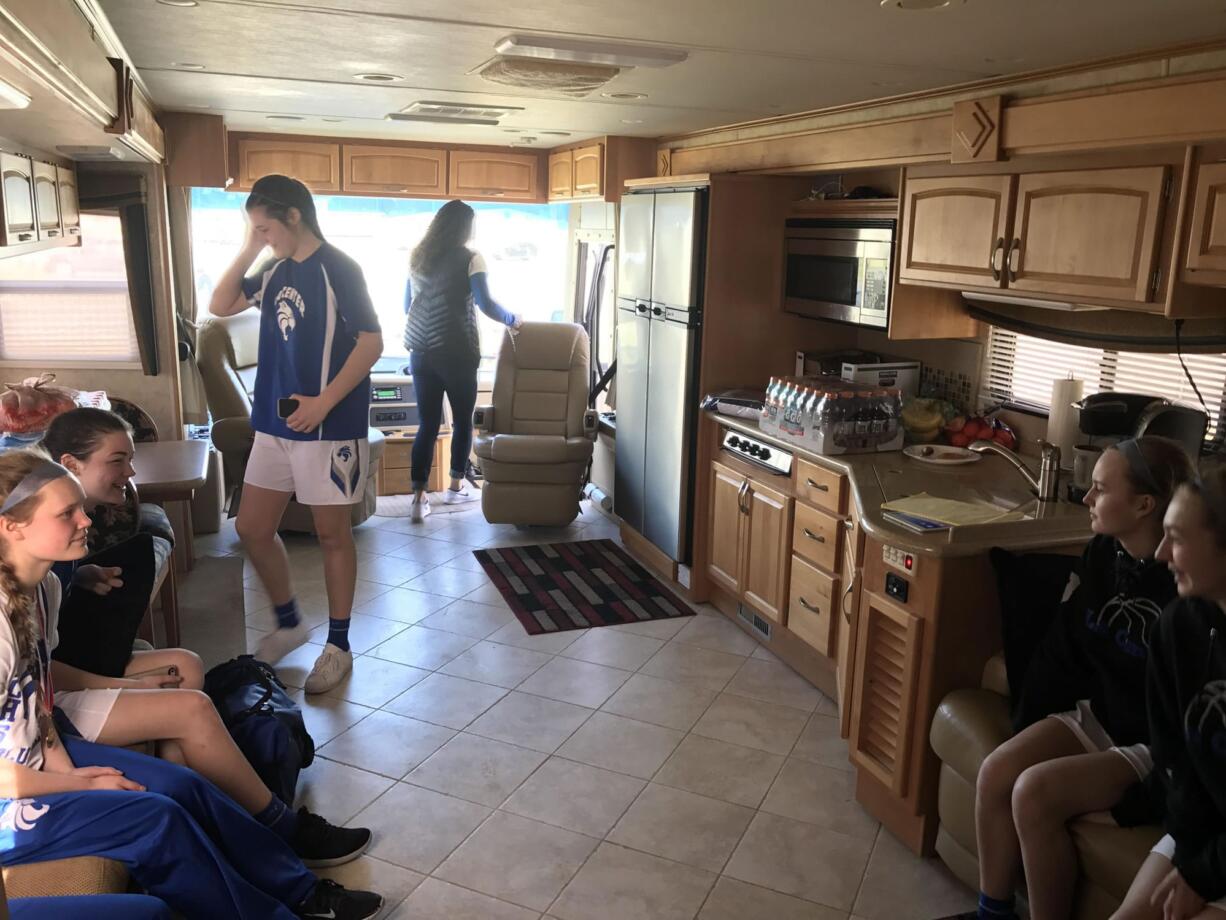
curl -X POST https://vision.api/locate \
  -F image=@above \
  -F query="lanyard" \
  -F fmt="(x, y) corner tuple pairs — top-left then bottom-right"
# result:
(32, 582), (52, 715)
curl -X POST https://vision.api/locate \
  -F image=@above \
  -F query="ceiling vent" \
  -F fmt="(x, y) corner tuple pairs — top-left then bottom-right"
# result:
(478, 58), (620, 98)
(389, 100), (525, 126)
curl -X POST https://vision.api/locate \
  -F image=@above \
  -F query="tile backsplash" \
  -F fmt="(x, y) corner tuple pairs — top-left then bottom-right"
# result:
(919, 366), (975, 413)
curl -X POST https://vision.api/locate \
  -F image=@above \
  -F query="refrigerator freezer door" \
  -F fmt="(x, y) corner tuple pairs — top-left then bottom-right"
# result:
(613, 301), (650, 533)
(651, 191), (701, 310)
(617, 194), (655, 303)
(642, 313), (698, 560)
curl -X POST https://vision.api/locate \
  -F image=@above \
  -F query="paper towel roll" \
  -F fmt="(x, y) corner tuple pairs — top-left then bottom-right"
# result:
(1047, 376), (1084, 468)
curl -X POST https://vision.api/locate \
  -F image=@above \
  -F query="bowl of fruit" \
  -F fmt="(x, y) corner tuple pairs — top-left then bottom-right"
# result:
(944, 414), (1017, 451)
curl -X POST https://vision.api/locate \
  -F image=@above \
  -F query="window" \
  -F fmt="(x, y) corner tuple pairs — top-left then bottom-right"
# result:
(190, 189), (572, 360)
(0, 213), (140, 365)
(982, 326), (1226, 441)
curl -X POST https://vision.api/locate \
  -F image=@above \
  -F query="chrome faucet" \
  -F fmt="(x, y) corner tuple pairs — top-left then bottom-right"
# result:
(969, 439), (1062, 502)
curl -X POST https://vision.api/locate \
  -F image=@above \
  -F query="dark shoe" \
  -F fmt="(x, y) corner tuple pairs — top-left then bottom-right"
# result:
(296, 879), (383, 920)
(291, 808), (372, 868)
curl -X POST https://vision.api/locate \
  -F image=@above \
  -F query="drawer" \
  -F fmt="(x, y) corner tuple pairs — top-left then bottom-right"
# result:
(793, 501), (841, 572)
(382, 440), (413, 470)
(788, 554), (838, 656)
(797, 458), (847, 515)
(379, 466), (411, 495)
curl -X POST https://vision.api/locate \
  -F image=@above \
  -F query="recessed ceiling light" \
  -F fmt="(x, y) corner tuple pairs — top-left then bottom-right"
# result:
(495, 35), (687, 69)
(321, 117), (344, 123)
(539, 130), (571, 136)
(266, 114), (304, 121)
(620, 118), (644, 124)
(880, 0), (964, 8)
(0, 78), (30, 110)
(156, 0), (198, 6)
(502, 128), (523, 133)
(354, 73), (403, 83)
(602, 91), (647, 100)
(171, 62), (206, 70)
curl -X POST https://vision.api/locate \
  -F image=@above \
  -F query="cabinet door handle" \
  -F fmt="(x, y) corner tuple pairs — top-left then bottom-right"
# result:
(737, 480), (750, 514)
(841, 583), (855, 622)
(805, 478), (829, 492)
(1006, 237), (1021, 282)
(798, 596), (821, 614)
(16, 232), (32, 241)
(990, 237), (1005, 281)
(803, 528), (826, 543)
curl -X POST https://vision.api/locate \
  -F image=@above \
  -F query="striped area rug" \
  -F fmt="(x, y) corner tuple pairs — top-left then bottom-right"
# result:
(472, 539), (695, 635)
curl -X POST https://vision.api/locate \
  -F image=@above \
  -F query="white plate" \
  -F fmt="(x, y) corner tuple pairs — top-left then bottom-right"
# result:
(903, 444), (982, 465)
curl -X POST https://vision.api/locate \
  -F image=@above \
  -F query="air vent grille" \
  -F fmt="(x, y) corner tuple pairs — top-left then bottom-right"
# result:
(478, 58), (620, 97)
(736, 604), (772, 641)
(400, 100), (525, 121)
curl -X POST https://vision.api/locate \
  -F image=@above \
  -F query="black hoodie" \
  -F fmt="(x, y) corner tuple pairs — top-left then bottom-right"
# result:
(1147, 596), (1226, 900)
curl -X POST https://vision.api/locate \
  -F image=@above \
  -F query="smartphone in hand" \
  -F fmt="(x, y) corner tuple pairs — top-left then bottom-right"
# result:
(278, 398), (300, 419)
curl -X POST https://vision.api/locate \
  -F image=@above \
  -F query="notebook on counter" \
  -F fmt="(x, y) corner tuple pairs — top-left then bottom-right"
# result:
(880, 493), (1026, 532)
(881, 510), (951, 534)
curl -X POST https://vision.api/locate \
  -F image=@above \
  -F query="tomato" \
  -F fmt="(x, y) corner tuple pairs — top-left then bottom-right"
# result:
(950, 431), (971, 448)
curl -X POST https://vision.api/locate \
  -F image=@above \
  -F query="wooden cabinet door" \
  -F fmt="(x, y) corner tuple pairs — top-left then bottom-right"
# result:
(548, 150), (573, 199)
(742, 478), (793, 624)
(849, 590), (923, 797)
(448, 151), (539, 200)
(343, 145), (446, 196)
(707, 461), (746, 595)
(237, 139), (341, 192)
(1009, 166), (1168, 303)
(0, 153), (37, 245)
(899, 174), (1013, 288)
(31, 161), (60, 240)
(1185, 161), (1226, 280)
(56, 165), (80, 237)
(837, 516), (863, 738)
(572, 144), (603, 197)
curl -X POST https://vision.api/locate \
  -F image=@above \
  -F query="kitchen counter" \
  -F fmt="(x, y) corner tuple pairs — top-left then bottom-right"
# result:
(708, 411), (1091, 557)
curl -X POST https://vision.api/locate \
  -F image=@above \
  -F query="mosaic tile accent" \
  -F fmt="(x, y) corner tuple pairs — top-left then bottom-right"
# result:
(919, 367), (975, 413)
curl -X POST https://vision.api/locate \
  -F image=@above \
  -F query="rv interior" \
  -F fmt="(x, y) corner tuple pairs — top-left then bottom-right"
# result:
(2, 0), (1226, 917)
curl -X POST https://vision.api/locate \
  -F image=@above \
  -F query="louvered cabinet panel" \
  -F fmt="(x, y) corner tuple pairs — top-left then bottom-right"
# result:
(850, 591), (923, 797)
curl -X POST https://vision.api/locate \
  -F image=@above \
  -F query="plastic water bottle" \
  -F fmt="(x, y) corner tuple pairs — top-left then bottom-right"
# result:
(762, 377), (779, 433)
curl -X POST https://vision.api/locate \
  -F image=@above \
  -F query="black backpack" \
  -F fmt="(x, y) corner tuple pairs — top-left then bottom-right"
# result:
(203, 655), (315, 805)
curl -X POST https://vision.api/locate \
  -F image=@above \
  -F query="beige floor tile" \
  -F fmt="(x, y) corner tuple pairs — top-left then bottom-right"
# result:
(406, 732), (548, 806)
(639, 642), (746, 691)
(463, 581), (511, 609)
(692, 693), (811, 756)
(466, 692), (594, 753)
(405, 566), (491, 599)
(419, 600), (516, 639)
(386, 539), (470, 567)
(653, 734), (784, 808)
(291, 689), (375, 746)
(487, 621), (587, 654)
(816, 693), (839, 718)
(441, 551), (491, 574)
(352, 528), (417, 555)
(560, 629), (664, 670)
(608, 615), (691, 641)
(555, 712), (683, 779)
(354, 587), (455, 624)
(352, 783), (491, 874)
(353, 553), (432, 588)
(315, 855), (425, 916)
(724, 812), (872, 910)
(550, 842), (715, 920)
(353, 579), (395, 606)
(389, 877), (539, 920)
(319, 709), (456, 778)
(697, 877), (845, 920)
(274, 641), (329, 688)
(672, 615), (760, 657)
(435, 811), (598, 911)
(599, 672), (718, 732)
(321, 656), (430, 708)
(385, 672), (507, 730)
(369, 626), (478, 670)
(851, 827), (975, 920)
(751, 645), (783, 664)
(501, 757), (646, 837)
(608, 783), (754, 873)
(790, 713), (853, 772)
(307, 613), (409, 655)
(725, 658), (825, 712)
(439, 640), (552, 689)
(517, 657), (633, 709)
(761, 759), (879, 841)
(295, 756), (395, 824)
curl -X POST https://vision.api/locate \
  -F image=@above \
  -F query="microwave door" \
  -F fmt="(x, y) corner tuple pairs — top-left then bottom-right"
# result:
(784, 240), (863, 324)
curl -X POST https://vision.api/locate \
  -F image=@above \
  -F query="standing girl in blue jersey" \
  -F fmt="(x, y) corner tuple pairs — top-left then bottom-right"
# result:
(209, 176), (383, 694)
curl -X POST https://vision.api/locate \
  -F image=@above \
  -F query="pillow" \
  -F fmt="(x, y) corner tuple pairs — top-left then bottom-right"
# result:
(52, 533), (158, 678)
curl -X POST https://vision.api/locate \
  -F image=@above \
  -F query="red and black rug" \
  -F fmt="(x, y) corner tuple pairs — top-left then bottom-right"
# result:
(472, 539), (695, 635)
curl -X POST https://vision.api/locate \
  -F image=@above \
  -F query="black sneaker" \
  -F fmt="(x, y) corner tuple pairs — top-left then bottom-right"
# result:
(296, 879), (383, 920)
(291, 808), (372, 868)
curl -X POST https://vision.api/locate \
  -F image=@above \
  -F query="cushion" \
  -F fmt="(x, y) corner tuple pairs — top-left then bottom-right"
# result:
(473, 433), (593, 465)
(929, 688), (1013, 783)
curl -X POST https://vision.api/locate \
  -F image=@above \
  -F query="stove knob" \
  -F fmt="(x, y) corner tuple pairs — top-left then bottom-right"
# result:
(760, 448), (772, 460)
(749, 444), (761, 456)
(739, 442), (751, 452)
(728, 436), (740, 448)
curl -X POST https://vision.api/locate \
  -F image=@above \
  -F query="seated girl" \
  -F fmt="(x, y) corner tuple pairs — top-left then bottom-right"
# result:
(1114, 462), (1226, 920)
(40, 409), (370, 867)
(950, 436), (1194, 920)
(0, 448), (382, 919)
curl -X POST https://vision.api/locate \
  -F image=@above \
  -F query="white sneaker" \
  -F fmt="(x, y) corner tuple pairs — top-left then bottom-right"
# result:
(442, 486), (478, 505)
(254, 621), (310, 665)
(304, 644), (353, 694)
(410, 498), (431, 522)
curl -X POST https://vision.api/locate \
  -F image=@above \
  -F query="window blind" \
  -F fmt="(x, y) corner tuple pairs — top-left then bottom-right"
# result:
(0, 283), (140, 363)
(983, 326), (1226, 441)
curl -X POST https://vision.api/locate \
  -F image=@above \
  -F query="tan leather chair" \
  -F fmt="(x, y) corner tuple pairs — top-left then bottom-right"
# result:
(473, 322), (596, 526)
(929, 654), (1162, 920)
(196, 313), (385, 532)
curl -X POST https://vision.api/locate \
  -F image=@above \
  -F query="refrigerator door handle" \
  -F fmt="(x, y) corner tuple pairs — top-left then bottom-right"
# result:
(650, 305), (665, 317)
(635, 302), (651, 315)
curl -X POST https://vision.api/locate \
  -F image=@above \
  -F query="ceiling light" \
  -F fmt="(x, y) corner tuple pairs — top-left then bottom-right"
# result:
(880, 0), (965, 8)
(354, 73), (403, 83)
(602, 91), (647, 100)
(171, 62), (206, 70)
(539, 130), (571, 136)
(321, 117), (344, 123)
(266, 114), (304, 121)
(0, 78), (31, 110)
(494, 35), (687, 69)
(156, 0), (198, 6)
(502, 128), (523, 133)
(620, 118), (644, 124)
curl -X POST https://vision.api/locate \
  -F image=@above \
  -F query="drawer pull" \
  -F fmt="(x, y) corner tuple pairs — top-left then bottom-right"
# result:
(841, 584), (854, 622)
(806, 478), (830, 492)
(798, 597), (820, 613)
(803, 528), (826, 544)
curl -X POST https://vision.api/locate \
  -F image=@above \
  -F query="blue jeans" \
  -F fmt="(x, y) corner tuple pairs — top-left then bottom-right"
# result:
(12, 895), (172, 918)
(410, 350), (478, 490)
(0, 737), (315, 920)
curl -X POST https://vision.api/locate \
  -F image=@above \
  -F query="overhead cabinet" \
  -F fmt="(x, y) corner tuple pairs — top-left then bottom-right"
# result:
(32, 161), (61, 240)
(342, 145), (447, 197)
(448, 151), (539, 201)
(0, 155), (81, 251)
(1185, 161), (1226, 285)
(235, 139), (342, 193)
(548, 150), (574, 199)
(548, 145), (603, 201)
(1, 153), (37, 246)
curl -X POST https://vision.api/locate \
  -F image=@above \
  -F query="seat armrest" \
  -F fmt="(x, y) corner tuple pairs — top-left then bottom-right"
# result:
(473, 405), (494, 433)
(211, 417), (255, 455)
(583, 409), (598, 438)
(930, 688), (1013, 784)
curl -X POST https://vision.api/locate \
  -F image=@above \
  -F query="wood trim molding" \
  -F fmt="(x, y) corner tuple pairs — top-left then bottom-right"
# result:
(951, 96), (1002, 164)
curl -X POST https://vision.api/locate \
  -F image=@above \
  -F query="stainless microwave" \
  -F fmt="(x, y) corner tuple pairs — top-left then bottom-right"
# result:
(783, 218), (894, 329)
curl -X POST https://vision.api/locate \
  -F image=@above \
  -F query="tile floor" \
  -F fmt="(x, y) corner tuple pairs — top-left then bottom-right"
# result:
(189, 500), (975, 920)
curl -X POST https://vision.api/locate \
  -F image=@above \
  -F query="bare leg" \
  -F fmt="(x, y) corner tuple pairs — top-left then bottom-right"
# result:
(1014, 751), (1141, 920)
(1112, 853), (1176, 920)
(94, 689), (274, 815)
(310, 504), (356, 626)
(236, 485), (295, 606)
(126, 648), (205, 690)
(974, 718), (1086, 899)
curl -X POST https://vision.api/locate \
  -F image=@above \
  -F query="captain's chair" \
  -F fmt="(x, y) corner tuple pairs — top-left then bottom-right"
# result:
(473, 322), (597, 526)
